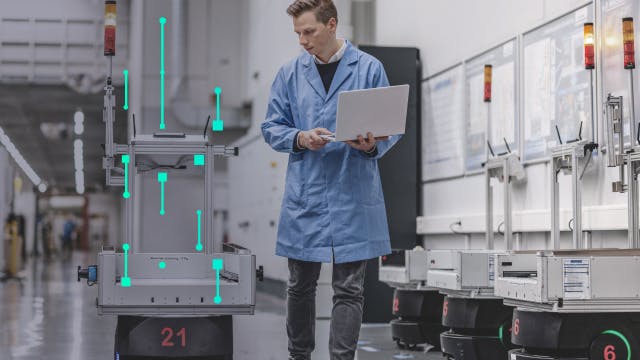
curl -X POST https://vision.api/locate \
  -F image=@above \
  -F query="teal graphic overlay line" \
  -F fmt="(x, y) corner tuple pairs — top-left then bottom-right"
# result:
(212, 258), (223, 303)
(159, 17), (167, 130)
(212, 87), (224, 132)
(158, 261), (166, 269)
(158, 172), (167, 215)
(123, 69), (129, 110)
(194, 154), (205, 166)
(196, 210), (203, 251)
(121, 243), (131, 287)
(121, 154), (130, 199)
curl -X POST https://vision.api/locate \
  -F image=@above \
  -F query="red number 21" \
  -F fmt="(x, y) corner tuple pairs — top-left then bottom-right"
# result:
(161, 327), (186, 348)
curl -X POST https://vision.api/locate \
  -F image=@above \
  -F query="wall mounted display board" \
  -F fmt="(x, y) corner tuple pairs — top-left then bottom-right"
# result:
(422, 64), (465, 181)
(522, 4), (594, 161)
(601, 0), (639, 147)
(464, 39), (517, 172)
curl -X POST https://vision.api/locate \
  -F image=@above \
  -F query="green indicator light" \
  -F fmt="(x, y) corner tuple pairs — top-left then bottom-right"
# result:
(159, 17), (167, 130)
(122, 154), (130, 199)
(123, 69), (129, 110)
(121, 243), (131, 287)
(158, 261), (166, 269)
(602, 330), (631, 360)
(498, 325), (505, 345)
(158, 172), (167, 215)
(196, 210), (203, 251)
(212, 87), (224, 132)
(194, 154), (205, 166)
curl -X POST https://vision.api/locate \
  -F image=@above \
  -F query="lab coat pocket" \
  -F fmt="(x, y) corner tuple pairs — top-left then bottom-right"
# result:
(356, 158), (382, 206)
(284, 153), (307, 209)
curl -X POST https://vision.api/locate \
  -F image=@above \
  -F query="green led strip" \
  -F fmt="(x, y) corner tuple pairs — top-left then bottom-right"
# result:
(601, 330), (631, 360)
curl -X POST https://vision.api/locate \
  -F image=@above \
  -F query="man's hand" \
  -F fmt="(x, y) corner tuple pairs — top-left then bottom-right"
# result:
(297, 128), (332, 151)
(346, 132), (389, 152)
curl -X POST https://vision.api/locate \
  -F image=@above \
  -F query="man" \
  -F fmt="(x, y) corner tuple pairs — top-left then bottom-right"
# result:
(261, 1), (400, 359)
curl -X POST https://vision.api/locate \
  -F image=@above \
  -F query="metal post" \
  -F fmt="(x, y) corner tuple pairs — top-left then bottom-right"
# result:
(628, 157), (638, 248)
(514, 232), (522, 251)
(629, 69), (636, 146)
(503, 157), (512, 250)
(582, 231), (592, 249)
(551, 158), (560, 249)
(571, 150), (582, 249)
(590, 69), (596, 144)
(485, 166), (494, 250)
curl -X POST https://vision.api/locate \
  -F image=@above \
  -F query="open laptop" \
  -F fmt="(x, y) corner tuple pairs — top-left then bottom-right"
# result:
(320, 84), (409, 142)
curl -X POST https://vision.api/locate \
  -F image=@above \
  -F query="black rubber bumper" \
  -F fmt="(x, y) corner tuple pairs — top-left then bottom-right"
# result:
(440, 331), (507, 360)
(391, 319), (445, 349)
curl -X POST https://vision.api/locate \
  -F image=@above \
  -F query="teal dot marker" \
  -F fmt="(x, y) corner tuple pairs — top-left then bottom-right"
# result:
(159, 17), (167, 130)
(123, 69), (129, 110)
(158, 261), (166, 269)
(158, 172), (167, 216)
(121, 243), (131, 287)
(196, 209), (203, 252)
(122, 154), (130, 199)
(212, 87), (224, 132)
(212, 258), (223, 303)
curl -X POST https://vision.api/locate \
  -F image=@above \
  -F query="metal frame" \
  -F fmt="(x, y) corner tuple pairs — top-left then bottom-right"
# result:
(483, 152), (525, 250)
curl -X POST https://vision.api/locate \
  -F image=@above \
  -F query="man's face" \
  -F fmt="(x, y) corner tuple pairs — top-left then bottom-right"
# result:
(293, 11), (336, 58)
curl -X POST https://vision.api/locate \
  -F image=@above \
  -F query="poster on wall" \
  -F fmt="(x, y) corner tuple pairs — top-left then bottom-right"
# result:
(464, 39), (518, 172)
(601, 0), (640, 148)
(421, 64), (465, 181)
(522, 4), (594, 161)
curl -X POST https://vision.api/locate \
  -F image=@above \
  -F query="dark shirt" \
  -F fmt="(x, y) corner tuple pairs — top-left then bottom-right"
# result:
(315, 60), (341, 93)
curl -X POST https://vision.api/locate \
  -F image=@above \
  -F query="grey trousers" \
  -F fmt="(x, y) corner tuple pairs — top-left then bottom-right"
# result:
(286, 258), (367, 360)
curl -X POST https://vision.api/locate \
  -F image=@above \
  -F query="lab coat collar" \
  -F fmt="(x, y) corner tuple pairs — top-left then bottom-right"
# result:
(302, 40), (358, 102)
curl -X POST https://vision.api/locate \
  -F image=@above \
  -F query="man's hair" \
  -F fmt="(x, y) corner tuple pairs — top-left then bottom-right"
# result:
(286, 0), (338, 25)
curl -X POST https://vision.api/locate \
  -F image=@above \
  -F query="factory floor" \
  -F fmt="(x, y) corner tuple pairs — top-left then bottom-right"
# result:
(0, 252), (442, 360)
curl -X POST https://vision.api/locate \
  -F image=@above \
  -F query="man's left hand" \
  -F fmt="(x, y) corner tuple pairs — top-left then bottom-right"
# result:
(346, 132), (389, 152)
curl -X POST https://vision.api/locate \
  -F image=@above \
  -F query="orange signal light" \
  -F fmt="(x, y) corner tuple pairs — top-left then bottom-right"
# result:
(104, 1), (117, 56)
(584, 23), (595, 69)
(623, 17), (635, 69)
(483, 65), (492, 102)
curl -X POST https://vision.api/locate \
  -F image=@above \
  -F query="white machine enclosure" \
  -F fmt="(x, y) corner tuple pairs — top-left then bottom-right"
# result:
(494, 250), (640, 312)
(97, 251), (256, 316)
(427, 249), (503, 297)
(378, 249), (430, 288)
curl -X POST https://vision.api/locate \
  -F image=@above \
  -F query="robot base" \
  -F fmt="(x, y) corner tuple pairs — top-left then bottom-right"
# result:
(511, 308), (640, 360)
(114, 315), (233, 360)
(440, 296), (514, 359)
(440, 331), (506, 360)
(391, 289), (446, 350)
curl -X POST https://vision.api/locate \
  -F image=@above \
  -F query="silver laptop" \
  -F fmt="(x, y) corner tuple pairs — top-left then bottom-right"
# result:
(320, 84), (409, 142)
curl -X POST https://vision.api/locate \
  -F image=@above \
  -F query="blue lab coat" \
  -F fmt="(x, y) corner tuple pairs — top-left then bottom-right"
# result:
(261, 40), (400, 263)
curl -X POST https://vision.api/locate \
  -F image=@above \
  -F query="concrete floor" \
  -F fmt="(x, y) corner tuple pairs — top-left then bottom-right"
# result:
(0, 252), (443, 360)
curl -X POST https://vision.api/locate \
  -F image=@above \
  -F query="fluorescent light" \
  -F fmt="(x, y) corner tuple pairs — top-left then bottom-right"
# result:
(0, 125), (45, 188)
(74, 110), (85, 135)
(73, 138), (84, 194)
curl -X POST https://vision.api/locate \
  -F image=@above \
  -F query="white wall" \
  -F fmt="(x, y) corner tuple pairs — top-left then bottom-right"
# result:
(374, 0), (640, 250)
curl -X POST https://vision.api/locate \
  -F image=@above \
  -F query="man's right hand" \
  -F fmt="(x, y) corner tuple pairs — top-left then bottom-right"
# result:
(297, 128), (332, 151)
